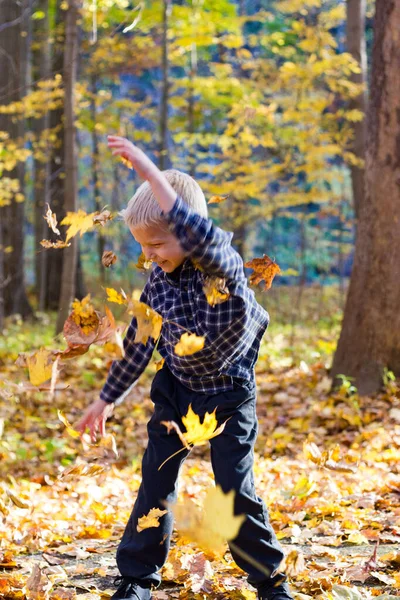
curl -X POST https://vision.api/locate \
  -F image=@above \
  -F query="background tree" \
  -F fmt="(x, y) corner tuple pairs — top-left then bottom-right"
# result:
(0, 0), (33, 323)
(331, 0), (400, 394)
(346, 0), (368, 220)
(56, 0), (81, 334)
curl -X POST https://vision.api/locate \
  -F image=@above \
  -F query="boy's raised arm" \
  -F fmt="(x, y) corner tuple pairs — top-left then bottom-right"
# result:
(107, 135), (245, 282)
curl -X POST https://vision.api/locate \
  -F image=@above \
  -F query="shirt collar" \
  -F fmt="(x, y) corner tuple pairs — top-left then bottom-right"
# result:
(164, 258), (192, 286)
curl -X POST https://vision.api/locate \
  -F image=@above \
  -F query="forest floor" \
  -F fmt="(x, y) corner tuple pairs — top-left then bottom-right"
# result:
(1, 313), (400, 600)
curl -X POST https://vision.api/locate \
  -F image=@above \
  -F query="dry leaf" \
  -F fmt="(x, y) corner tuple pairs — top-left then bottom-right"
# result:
(136, 252), (153, 270)
(106, 287), (127, 305)
(102, 251), (117, 267)
(26, 348), (54, 386)
(60, 210), (97, 242)
(43, 204), (60, 236)
(208, 194), (229, 204)
(161, 404), (227, 450)
(128, 300), (162, 345)
(244, 254), (281, 290)
(167, 485), (245, 555)
(202, 276), (230, 306)
(93, 209), (113, 226)
(58, 410), (81, 439)
(174, 332), (205, 356)
(40, 239), (71, 249)
(25, 564), (52, 600)
(137, 508), (168, 532)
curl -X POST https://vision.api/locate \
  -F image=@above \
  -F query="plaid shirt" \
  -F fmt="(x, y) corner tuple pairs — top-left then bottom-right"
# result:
(100, 195), (270, 404)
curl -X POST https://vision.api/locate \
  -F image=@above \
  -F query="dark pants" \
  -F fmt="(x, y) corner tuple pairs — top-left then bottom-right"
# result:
(116, 364), (285, 589)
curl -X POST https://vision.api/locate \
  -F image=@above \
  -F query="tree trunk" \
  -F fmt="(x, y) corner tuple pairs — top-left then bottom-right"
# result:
(159, 0), (171, 170)
(56, 0), (80, 334)
(33, 0), (51, 311)
(330, 0), (400, 395)
(346, 0), (368, 220)
(90, 74), (105, 284)
(0, 0), (33, 320)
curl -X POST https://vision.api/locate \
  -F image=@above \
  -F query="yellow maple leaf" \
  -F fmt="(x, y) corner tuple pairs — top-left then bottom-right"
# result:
(26, 348), (54, 386)
(208, 194), (229, 204)
(71, 294), (99, 335)
(202, 276), (230, 306)
(161, 404), (227, 453)
(168, 485), (245, 556)
(58, 410), (81, 439)
(106, 287), (127, 305)
(137, 508), (168, 532)
(128, 299), (163, 345)
(135, 251), (153, 270)
(60, 209), (97, 242)
(174, 332), (205, 356)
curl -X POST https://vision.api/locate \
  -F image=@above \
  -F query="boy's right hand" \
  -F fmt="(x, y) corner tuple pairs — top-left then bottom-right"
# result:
(75, 398), (114, 442)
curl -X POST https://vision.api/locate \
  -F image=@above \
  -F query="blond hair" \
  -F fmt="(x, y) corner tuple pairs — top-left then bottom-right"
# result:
(120, 169), (208, 231)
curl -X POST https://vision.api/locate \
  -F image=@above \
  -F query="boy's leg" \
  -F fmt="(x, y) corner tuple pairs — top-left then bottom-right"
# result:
(116, 366), (190, 589)
(207, 380), (286, 590)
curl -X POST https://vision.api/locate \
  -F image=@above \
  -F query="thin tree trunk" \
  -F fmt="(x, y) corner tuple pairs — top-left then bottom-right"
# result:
(346, 0), (368, 220)
(159, 0), (171, 170)
(90, 73), (105, 284)
(33, 0), (51, 310)
(0, 0), (33, 319)
(331, 0), (400, 394)
(56, 0), (80, 334)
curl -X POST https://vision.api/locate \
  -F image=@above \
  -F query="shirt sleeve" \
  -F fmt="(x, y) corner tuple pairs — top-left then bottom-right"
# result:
(99, 275), (156, 405)
(161, 195), (245, 282)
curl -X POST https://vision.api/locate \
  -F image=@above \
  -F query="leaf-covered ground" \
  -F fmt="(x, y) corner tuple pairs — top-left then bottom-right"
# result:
(1, 316), (400, 600)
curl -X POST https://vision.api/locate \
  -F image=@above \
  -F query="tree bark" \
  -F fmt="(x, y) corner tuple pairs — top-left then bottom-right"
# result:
(56, 0), (80, 334)
(90, 73), (105, 284)
(33, 0), (51, 311)
(331, 0), (400, 395)
(346, 0), (368, 220)
(0, 0), (33, 320)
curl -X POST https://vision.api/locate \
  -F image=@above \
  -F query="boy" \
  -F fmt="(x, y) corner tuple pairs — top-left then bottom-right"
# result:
(76, 135), (294, 600)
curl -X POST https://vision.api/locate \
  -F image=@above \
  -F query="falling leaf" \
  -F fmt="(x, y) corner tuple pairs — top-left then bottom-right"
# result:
(202, 276), (230, 306)
(93, 209), (113, 226)
(128, 300), (162, 345)
(106, 287), (127, 305)
(137, 508), (168, 532)
(102, 251), (117, 267)
(26, 348), (54, 386)
(70, 294), (99, 335)
(174, 332), (205, 356)
(60, 210), (97, 242)
(168, 485), (245, 555)
(161, 404), (227, 450)
(58, 410), (81, 439)
(135, 252), (153, 270)
(43, 204), (60, 235)
(40, 239), (71, 249)
(120, 156), (133, 169)
(208, 194), (229, 204)
(244, 254), (281, 290)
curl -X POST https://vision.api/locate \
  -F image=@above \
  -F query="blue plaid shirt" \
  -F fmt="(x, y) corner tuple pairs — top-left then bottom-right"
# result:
(100, 195), (270, 404)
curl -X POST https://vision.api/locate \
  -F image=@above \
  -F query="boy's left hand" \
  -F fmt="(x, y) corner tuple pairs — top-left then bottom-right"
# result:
(107, 135), (158, 180)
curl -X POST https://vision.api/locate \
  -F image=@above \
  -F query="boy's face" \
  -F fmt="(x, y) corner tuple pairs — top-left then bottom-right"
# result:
(130, 223), (187, 273)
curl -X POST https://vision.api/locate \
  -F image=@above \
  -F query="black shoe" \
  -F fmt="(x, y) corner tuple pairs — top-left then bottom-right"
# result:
(111, 576), (153, 600)
(257, 574), (294, 600)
